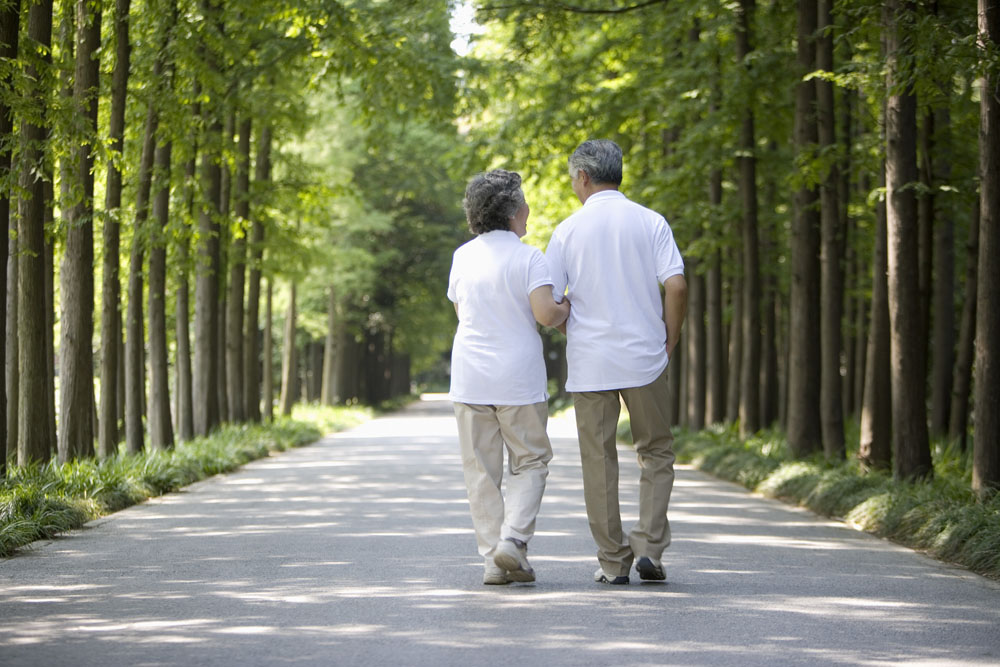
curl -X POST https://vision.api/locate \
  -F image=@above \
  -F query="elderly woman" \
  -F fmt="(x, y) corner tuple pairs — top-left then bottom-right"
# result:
(447, 169), (569, 585)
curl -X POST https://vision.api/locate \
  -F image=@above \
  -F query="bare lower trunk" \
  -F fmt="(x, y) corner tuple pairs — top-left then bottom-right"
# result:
(263, 279), (274, 421)
(322, 286), (337, 405)
(148, 141), (174, 450)
(685, 263), (705, 429)
(859, 169), (892, 470)
(244, 125), (271, 422)
(726, 269), (742, 423)
(279, 282), (297, 416)
(949, 200), (978, 449)
(973, 0), (1000, 496)
(885, 0), (931, 480)
(226, 116), (251, 423)
(787, 0), (822, 457)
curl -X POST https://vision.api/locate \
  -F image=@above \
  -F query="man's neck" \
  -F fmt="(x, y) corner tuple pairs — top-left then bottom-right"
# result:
(581, 184), (619, 203)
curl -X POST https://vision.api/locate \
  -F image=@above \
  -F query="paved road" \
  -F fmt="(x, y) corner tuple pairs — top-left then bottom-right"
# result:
(2, 396), (999, 666)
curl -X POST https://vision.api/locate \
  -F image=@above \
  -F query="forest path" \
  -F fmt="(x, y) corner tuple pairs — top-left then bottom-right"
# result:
(1, 396), (998, 666)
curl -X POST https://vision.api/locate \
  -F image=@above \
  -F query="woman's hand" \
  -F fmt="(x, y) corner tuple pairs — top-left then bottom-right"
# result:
(529, 286), (569, 328)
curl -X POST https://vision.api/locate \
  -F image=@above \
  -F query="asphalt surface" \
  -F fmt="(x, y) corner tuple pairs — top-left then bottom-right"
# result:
(2, 395), (999, 666)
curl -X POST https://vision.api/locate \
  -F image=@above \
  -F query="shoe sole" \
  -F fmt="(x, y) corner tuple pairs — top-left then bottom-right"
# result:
(483, 575), (509, 585)
(636, 557), (665, 581)
(595, 574), (630, 585)
(494, 546), (535, 582)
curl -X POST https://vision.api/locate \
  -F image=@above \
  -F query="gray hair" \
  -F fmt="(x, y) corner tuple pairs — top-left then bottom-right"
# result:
(568, 139), (623, 186)
(463, 169), (524, 235)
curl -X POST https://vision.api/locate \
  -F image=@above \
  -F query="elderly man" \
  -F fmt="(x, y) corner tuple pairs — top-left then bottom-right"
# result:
(545, 139), (687, 585)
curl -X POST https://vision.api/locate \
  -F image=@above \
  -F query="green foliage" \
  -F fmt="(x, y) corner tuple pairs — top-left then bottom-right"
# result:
(617, 415), (1000, 579)
(0, 406), (370, 558)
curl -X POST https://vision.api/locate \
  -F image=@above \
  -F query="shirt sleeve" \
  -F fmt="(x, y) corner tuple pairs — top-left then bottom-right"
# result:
(525, 247), (553, 295)
(447, 251), (460, 303)
(653, 217), (685, 283)
(544, 231), (568, 303)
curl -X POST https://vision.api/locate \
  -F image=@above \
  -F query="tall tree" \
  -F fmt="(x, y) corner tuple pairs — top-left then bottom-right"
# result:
(59, 0), (102, 462)
(859, 171), (892, 470)
(736, 0), (761, 438)
(192, 0), (223, 436)
(817, 0), (844, 460)
(244, 124), (271, 423)
(0, 0), (19, 473)
(974, 0), (1000, 496)
(226, 115), (251, 422)
(99, 0), (131, 457)
(16, 0), (54, 465)
(787, 0), (822, 457)
(885, 0), (932, 480)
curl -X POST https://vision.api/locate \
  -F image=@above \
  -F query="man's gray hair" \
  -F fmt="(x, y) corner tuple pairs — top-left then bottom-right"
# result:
(463, 169), (524, 235)
(568, 139), (623, 186)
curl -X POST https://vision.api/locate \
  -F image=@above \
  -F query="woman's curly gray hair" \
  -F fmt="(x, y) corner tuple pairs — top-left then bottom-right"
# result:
(463, 169), (524, 235)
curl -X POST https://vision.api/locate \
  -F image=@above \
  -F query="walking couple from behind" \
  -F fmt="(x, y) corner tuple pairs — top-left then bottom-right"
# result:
(448, 139), (689, 586)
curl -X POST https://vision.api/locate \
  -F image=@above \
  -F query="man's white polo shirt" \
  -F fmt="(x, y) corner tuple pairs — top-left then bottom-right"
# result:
(448, 230), (553, 405)
(545, 190), (684, 392)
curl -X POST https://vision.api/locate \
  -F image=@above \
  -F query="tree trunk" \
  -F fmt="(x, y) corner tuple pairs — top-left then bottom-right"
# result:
(175, 116), (197, 442)
(193, 126), (222, 436)
(122, 42), (162, 456)
(950, 200), (978, 448)
(244, 124), (271, 423)
(726, 267), (742, 423)
(322, 286), (337, 405)
(148, 139), (174, 450)
(706, 249), (725, 425)
(0, 0), (20, 472)
(226, 115), (251, 423)
(973, 0), (1000, 496)
(308, 341), (323, 402)
(918, 112), (934, 370)
(59, 0), (101, 462)
(816, 0), (844, 460)
(216, 112), (233, 424)
(334, 324), (362, 406)
(885, 0), (932, 481)
(43, 181), (56, 452)
(175, 236), (194, 441)
(859, 168), (892, 470)
(685, 263), (706, 429)
(930, 106), (955, 437)
(16, 0), (53, 465)
(263, 279), (274, 421)
(736, 0), (761, 438)
(279, 282), (298, 416)
(97, 0), (130, 458)
(124, 234), (146, 454)
(787, 0), (822, 458)
(192, 0), (222, 436)
(6, 179), (18, 465)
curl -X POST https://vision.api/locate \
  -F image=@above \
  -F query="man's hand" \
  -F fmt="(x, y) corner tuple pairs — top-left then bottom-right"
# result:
(663, 274), (688, 357)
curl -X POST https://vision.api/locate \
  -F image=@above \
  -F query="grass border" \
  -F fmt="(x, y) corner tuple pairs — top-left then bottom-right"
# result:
(1, 404), (372, 558)
(617, 418), (1000, 581)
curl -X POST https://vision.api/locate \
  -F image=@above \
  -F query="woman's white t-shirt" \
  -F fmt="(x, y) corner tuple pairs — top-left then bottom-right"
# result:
(448, 230), (552, 405)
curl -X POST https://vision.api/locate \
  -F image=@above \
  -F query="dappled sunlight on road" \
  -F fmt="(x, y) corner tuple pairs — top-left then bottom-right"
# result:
(2, 397), (999, 666)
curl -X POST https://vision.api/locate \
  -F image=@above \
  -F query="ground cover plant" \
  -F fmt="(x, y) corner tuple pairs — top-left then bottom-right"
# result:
(617, 416), (1000, 581)
(0, 405), (371, 558)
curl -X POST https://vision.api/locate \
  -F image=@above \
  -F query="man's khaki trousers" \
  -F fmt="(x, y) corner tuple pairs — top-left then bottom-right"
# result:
(453, 402), (553, 558)
(572, 367), (675, 577)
